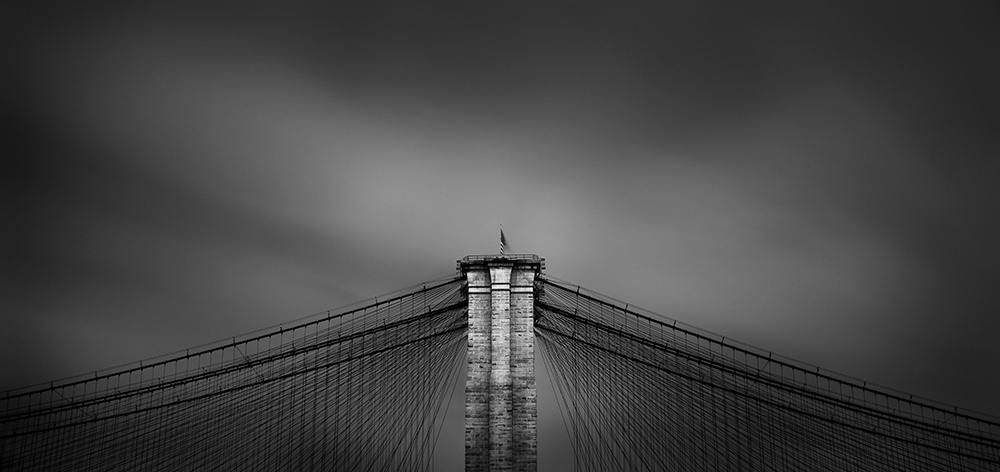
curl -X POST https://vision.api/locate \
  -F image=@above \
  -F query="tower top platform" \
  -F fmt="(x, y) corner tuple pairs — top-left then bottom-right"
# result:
(457, 254), (545, 272)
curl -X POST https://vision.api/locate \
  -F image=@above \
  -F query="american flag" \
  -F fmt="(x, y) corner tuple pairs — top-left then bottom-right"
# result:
(500, 229), (508, 255)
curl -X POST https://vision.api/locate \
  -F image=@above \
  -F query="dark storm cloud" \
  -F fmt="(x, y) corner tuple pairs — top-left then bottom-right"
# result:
(3, 107), (379, 386)
(4, 1), (1000, 468)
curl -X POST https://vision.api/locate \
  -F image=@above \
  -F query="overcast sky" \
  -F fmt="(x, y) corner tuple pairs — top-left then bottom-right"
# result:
(4, 0), (1000, 469)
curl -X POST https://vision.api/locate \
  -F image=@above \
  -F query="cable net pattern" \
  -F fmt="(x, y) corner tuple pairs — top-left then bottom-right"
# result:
(1, 277), (467, 471)
(536, 276), (1000, 471)
(6, 270), (1000, 471)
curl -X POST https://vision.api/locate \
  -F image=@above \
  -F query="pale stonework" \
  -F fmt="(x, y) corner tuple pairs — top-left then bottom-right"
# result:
(462, 255), (540, 472)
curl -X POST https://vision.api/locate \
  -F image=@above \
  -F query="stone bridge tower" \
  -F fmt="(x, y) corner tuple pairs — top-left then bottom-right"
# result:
(460, 255), (542, 472)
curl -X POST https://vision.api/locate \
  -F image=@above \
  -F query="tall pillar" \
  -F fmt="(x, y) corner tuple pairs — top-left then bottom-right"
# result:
(462, 255), (542, 472)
